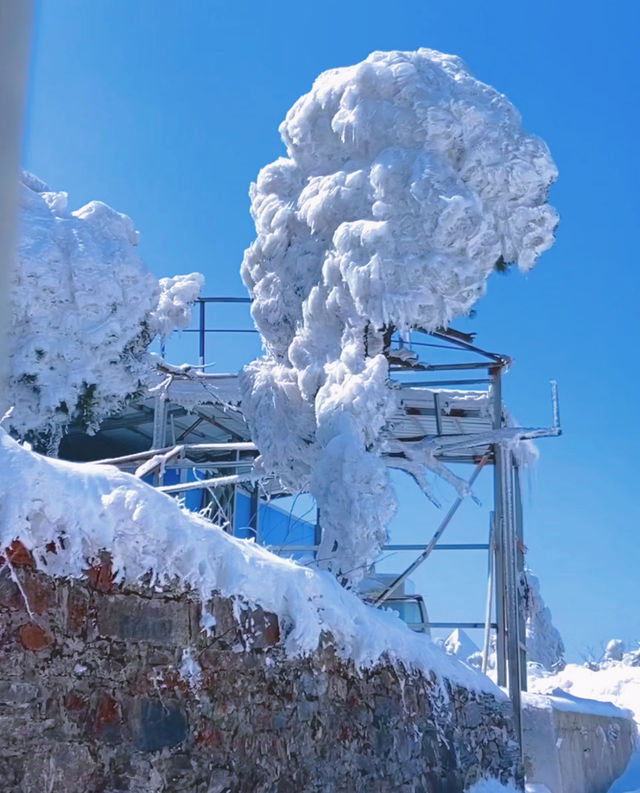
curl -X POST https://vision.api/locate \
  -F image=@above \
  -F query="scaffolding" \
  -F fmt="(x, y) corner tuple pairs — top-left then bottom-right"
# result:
(70, 296), (561, 754)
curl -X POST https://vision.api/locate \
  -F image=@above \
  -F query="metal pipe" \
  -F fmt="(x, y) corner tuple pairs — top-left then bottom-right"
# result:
(491, 365), (507, 687)
(158, 472), (259, 494)
(151, 396), (168, 451)
(271, 543), (490, 553)
(500, 445), (524, 752)
(427, 622), (498, 630)
(551, 379), (560, 430)
(393, 378), (491, 387)
(514, 461), (527, 692)
(409, 362), (495, 372)
(197, 297), (252, 303)
(482, 513), (496, 675)
(198, 300), (206, 370)
(93, 441), (257, 466)
(183, 328), (258, 334)
(134, 445), (184, 479)
(429, 330), (508, 363)
(433, 392), (443, 435)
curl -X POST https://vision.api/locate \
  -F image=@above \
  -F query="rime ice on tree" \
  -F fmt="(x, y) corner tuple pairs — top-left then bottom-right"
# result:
(241, 49), (558, 584)
(6, 173), (203, 451)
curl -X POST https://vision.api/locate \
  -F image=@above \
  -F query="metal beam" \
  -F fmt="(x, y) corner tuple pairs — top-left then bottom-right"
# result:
(151, 396), (168, 450)
(500, 443), (524, 752)
(492, 364), (507, 688)
(433, 392), (443, 435)
(199, 299), (206, 370)
(158, 472), (259, 494)
(482, 513), (496, 675)
(396, 378), (492, 387)
(175, 416), (205, 441)
(374, 455), (489, 606)
(513, 461), (527, 692)
(271, 543), (490, 553)
(197, 413), (249, 442)
(92, 441), (257, 467)
(196, 297), (252, 304)
(427, 622), (498, 630)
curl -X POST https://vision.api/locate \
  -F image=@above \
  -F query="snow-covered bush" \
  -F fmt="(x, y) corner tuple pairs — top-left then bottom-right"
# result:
(241, 48), (558, 583)
(605, 639), (626, 662)
(5, 172), (203, 452)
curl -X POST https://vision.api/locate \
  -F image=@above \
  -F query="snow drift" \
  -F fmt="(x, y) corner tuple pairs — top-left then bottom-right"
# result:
(241, 48), (558, 582)
(5, 172), (203, 451)
(0, 427), (499, 694)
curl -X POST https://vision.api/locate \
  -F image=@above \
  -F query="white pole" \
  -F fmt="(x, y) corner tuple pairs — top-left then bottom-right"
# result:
(482, 512), (495, 674)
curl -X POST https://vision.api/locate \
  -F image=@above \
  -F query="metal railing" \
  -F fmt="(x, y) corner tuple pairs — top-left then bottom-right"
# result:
(156, 295), (564, 754)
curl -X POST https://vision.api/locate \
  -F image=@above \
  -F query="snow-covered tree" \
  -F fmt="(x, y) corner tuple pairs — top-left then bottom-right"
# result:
(5, 172), (203, 452)
(241, 49), (558, 584)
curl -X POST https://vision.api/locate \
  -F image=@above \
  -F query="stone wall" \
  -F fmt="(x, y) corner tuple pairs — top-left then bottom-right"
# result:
(0, 543), (522, 792)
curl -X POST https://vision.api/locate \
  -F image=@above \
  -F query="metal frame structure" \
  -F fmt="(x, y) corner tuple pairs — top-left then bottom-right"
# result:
(71, 296), (561, 757)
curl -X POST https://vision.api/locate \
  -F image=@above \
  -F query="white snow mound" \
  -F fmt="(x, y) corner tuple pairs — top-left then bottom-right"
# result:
(0, 428), (500, 694)
(6, 172), (203, 449)
(241, 48), (557, 582)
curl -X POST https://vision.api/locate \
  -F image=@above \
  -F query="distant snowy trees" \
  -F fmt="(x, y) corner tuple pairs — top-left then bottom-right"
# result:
(241, 48), (558, 583)
(4, 172), (202, 452)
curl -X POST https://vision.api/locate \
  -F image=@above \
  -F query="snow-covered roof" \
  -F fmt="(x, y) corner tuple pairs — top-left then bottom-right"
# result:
(61, 371), (501, 466)
(390, 385), (495, 462)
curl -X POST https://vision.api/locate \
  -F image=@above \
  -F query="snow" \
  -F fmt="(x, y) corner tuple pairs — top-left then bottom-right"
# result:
(0, 427), (501, 695)
(179, 647), (203, 691)
(607, 639), (627, 662)
(523, 689), (632, 720)
(465, 780), (522, 793)
(444, 628), (480, 662)
(528, 658), (640, 725)
(524, 570), (565, 671)
(5, 172), (203, 451)
(241, 48), (557, 583)
(529, 656), (640, 793)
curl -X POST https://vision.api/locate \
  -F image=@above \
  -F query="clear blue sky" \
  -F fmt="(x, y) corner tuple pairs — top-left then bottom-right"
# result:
(23, 0), (640, 661)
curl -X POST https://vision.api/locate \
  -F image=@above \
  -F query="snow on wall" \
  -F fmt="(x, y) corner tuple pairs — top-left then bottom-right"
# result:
(5, 173), (203, 451)
(0, 427), (500, 695)
(241, 48), (557, 583)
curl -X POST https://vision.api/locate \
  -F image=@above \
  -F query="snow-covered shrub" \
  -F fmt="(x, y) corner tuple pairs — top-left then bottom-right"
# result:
(241, 49), (558, 583)
(605, 639), (626, 662)
(5, 172), (203, 452)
